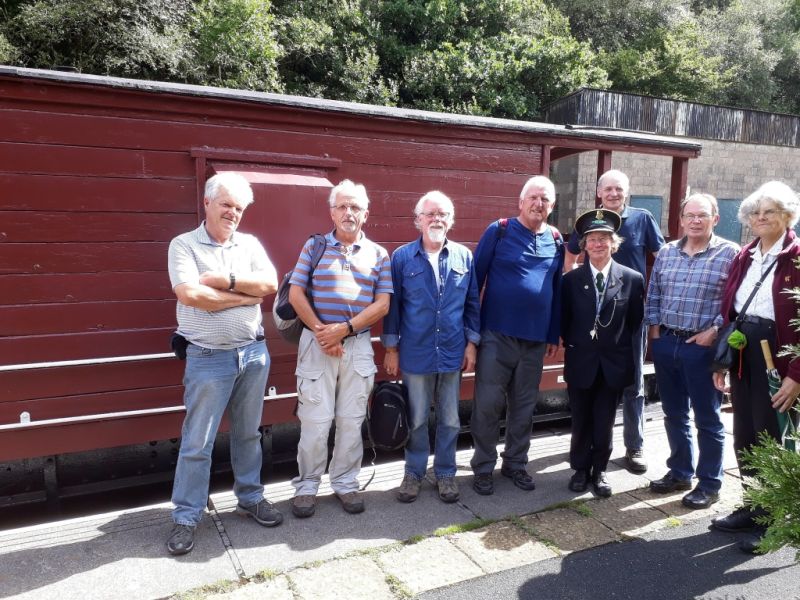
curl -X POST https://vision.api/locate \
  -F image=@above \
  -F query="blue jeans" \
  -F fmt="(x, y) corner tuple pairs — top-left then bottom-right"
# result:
(172, 340), (270, 525)
(651, 332), (724, 493)
(402, 371), (462, 480)
(622, 321), (646, 451)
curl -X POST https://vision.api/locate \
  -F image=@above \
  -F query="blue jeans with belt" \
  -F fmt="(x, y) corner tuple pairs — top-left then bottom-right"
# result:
(172, 340), (269, 526)
(402, 371), (462, 480)
(651, 330), (724, 492)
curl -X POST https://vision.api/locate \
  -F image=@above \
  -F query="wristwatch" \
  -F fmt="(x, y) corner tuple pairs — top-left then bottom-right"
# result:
(228, 272), (236, 291)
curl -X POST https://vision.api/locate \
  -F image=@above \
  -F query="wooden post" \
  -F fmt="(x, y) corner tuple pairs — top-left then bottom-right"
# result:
(669, 157), (689, 239)
(596, 150), (612, 207)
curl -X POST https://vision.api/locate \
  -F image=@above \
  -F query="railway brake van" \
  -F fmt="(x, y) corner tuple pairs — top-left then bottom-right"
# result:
(0, 67), (700, 504)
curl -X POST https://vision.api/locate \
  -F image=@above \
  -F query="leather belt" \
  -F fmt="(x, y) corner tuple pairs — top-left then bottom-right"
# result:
(660, 326), (698, 338)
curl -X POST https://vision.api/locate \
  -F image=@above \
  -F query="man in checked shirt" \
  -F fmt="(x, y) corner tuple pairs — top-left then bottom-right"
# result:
(645, 193), (739, 509)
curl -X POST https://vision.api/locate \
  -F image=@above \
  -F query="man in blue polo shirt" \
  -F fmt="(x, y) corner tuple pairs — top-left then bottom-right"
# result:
(382, 191), (481, 504)
(470, 175), (564, 496)
(564, 169), (665, 474)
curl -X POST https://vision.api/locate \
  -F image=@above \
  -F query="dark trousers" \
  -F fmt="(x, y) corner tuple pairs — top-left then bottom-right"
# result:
(568, 368), (621, 474)
(730, 319), (781, 481)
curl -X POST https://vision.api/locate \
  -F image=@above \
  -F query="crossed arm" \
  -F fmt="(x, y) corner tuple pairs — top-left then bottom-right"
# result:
(174, 268), (278, 312)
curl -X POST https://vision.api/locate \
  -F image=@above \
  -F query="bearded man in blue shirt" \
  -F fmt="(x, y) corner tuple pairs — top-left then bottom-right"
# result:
(382, 191), (481, 504)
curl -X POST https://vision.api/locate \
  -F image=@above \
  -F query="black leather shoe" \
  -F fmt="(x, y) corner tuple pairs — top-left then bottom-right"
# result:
(681, 487), (719, 509)
(739, 528), (767, 554)
(501, 466), (536, 491)
(569, 469), (590, 492)
(472, 473), (494, 496)
(592, 471), (612, 498)
(649, 472), (692, 494)
(711, 506), (759, 532)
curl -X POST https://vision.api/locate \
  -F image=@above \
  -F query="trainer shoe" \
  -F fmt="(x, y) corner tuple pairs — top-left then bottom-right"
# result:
(501, 466), (536, 491)
(236, 498), (284, 527)
(437, 476), (460, 503)
(396, 473), (422, 503)
(166, 524), (195, 556)
(624, 448), (648, 473)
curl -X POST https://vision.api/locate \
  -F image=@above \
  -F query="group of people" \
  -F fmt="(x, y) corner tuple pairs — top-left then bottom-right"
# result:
(164, 170), (800, 557)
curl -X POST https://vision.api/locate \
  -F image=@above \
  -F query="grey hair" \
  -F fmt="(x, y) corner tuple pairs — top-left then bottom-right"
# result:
(205, 172), (254, 206)
(680, 192), (719, 216)
(738, 181), (800, 228)
(596, 169), (630, 197)
(414, 191), (455, 231)
(519, 175), (556, 203)
(328, 179), (369, 209)
(578, 232), (624, 254)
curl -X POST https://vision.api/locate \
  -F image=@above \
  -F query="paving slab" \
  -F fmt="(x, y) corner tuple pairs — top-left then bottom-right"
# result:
(519, 507), (620, 553)
(449, 521), (557, 573)
(0, 504), (239, 600)
(212, 576), (293, 600)
(585, 491), (671, 538)
(287, 556), (395, 600)
(376, 536), (484, 595)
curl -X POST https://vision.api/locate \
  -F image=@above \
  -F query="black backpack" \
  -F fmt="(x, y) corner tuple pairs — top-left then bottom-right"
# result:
(367, 381), (410, 451)
(272, 234), (327, 344)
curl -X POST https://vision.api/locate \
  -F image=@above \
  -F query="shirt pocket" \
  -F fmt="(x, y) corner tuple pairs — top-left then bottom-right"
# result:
(402, 265), (428, 299)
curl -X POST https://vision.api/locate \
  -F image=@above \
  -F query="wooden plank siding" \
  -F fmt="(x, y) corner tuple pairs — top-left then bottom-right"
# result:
(0, 67), (700, 461)
(546, 88), (800, 148)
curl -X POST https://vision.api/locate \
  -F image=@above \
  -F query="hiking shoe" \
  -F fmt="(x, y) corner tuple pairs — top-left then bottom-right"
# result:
(236, 498), (283, 527)
(437, 476), (460, 503)
(472, 473), (494, 496)
(624, 448), (648, 473)
(501, 466), (536, 491)
(336, 491), (365, 514)
(166, 524), (195, 556)
(396, 473), (422, 503)
(291, 495), (316, 519)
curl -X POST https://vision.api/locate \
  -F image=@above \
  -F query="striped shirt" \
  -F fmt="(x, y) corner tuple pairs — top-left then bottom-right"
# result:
(168, 223), (272, 349)
(645, 234), (739, 331)
(289, 230), (392, 326)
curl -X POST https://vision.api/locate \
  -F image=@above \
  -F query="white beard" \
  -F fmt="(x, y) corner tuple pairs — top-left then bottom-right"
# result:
(428, 227), (446, 243)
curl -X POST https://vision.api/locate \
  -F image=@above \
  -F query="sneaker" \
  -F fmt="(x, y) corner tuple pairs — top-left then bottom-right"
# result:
(500, 466), (536, 491)
(711, 506), (760, 532)
(336, 491), (365, 514)
(396, 473), (422, 503)
(437, 476), (460, 503)
(166, 524), (195, 556)
(472, 473), (494, 496)
(624, 448), (648, 473)
(236, 498), (284, 527)
(291, 495), (316, 519)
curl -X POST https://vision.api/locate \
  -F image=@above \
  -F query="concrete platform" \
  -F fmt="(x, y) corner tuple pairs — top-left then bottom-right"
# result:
(0, 412), (759, 600)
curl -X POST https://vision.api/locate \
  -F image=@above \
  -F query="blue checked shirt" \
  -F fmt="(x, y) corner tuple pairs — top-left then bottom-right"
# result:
(645, 235), (739, 331)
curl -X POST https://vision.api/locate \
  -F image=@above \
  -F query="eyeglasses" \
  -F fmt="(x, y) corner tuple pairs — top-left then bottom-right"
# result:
(333, 203), (365, 215)
(681, 212), (713, 221)
(421, 211), (451, 220)
(751, 209), (781, 218)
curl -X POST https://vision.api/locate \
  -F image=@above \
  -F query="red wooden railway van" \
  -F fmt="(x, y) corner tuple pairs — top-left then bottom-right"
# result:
(0, 67), (699, 471)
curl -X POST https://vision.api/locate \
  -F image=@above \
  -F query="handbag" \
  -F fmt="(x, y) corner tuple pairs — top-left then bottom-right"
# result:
(710, 259), (777, 372)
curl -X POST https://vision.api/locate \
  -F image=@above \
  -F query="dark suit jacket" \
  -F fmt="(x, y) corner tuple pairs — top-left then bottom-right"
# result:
(561, 260), (644, 390)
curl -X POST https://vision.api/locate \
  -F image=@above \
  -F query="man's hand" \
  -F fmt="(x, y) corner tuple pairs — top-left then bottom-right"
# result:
(648, 324), (660, 341)
(462, 342), (477, 372)
(713, 371), (730, 393)
(315, 323), (347, 357)
(687, 327), (717, 347)
(545, 343), (558, 358)
(384, 349), (399, 376)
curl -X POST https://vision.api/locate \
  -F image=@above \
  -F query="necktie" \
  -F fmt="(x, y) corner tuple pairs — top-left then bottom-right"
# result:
(595, 272), (604, 293)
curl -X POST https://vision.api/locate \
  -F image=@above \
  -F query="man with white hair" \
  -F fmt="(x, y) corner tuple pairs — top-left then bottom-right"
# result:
(564, 169), (665, 474)
(382, 191), (480, 503)
(288, 179), (392, 518)
(166, 172), (282, 556)
(470, 175), (565, 496)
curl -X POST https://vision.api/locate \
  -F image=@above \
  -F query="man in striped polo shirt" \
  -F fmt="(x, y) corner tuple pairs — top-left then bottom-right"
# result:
(166, 172), (282, 556)
(288, 179), (393, 517)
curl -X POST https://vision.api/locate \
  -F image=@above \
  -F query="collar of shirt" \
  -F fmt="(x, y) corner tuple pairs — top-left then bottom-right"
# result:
(326, 229), (364, 250)
(588, 260), (612, 282)
(749, 231), (787, 261)
(199, 222), (237, 248)
(412, 236), (449, 258)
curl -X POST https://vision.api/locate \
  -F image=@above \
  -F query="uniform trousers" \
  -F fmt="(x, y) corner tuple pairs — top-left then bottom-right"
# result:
(568, 369), (621, 474)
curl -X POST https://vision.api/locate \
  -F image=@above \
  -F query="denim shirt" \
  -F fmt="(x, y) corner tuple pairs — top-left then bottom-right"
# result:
(382, 237), (481, 374)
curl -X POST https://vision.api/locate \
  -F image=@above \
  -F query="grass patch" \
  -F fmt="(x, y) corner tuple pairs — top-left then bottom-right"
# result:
(170, 579), (238, 600)
(251, 568), (280, 583)
(432, 517), (497, 537)
(665, 516), (682, 528)
(574, 503), (594, 517)
(385, 574), (413, 599)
